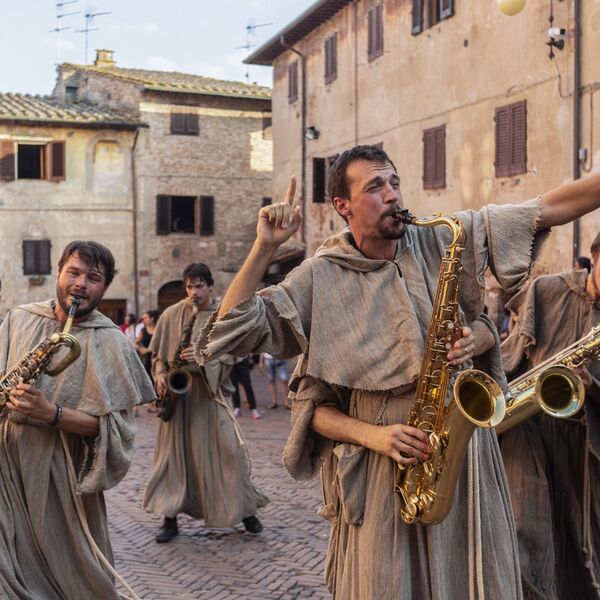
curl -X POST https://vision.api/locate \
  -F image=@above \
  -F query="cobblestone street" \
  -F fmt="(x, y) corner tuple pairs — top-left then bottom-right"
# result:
(106, 372), (330, 600)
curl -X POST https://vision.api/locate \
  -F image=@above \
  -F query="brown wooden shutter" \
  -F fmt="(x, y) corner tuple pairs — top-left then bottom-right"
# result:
(423, 129), (436, 188)
(412, 0), (424, 35)
(495, 106), (511, 178)
(156, 195), (172, 235)
(288, 62), (298, 103)
(325, 34), (337, 83)
(23, 240), (51, 275)
(434, 125), (446, 187)
(313, 158), (326, 203)
(368, 6), (384, 60)
(171, 113), (186, 134)
(511, 101), (527, 175)
(0, 141), (15, 181)
(199, 196), (215, 235)
(49, 141), (66, 181)
(440, 0), (454, 20)
(186, 113), (199, 135)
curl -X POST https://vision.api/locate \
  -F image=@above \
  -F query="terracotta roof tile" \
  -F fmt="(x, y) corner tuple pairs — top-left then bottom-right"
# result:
(0, 93), (143, 127)
(61, 64), (272, 99)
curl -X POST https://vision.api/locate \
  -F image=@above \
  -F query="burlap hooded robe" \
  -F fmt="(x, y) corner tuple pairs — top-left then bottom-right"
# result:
(0, 300), (156, 600)
(500, 269), (600, 600)
(197, 199), (546, 600)
(142, 298), (268, 527)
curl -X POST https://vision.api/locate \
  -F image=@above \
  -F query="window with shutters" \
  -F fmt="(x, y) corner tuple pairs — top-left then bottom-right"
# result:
(324, 33), (337, 84)
(495, 100), (527, 178)
(367, 5), (384, 61)
(156, 195), (215, 236)
(423, 125), (446, 189)
(170, 112), (199, 136)
(412, 0), (454, 35)
(0, 141), (65, 182)
(23, 240), (52, 275)
(288, 61), (299, 103)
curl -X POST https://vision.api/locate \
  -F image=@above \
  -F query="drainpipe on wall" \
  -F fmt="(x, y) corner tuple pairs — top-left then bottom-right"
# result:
(130, 128), (140, 316)
(280, 35), (307, 244)
(572, 0), (582, 261)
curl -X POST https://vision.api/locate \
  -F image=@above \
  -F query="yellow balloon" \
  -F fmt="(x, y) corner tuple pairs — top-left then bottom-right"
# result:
(497, 0), (526, 15)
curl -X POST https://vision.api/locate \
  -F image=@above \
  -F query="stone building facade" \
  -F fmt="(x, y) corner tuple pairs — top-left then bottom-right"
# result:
(54, 51), (274, 313)
(0, 92), (142, 322)
(246, 0), (600, 273)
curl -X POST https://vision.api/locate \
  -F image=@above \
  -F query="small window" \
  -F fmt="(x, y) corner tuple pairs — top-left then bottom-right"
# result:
(23, 240), (52, 275)
(423, 125), (446, 189)
(156, 195), (197, 234)
(288, 61), (298, 104)
(262, 197), (272, 207)
(495, 101), (527, 178)
(412, 0), (454, 35)
(170, 112), (199, 136)
(65, 86), (78, 102)
(324, 33), (337, 84)
(367, 5), (384, 61)
(0, 141), (65, 182)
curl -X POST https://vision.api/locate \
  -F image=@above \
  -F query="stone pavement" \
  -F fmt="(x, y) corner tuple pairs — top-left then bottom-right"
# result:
(106, 371), (330, 600)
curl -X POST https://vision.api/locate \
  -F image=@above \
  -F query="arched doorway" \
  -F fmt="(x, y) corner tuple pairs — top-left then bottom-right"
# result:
(157, 280), (186, 313)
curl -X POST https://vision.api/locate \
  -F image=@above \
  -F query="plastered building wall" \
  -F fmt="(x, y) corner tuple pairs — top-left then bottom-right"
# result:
(270, 0), (600, 269)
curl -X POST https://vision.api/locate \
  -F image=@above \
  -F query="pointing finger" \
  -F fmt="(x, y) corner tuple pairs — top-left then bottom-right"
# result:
(284, 176), (297, 208)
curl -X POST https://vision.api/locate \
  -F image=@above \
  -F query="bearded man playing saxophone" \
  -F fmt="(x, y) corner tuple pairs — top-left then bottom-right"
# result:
(197, 145), (600, 599)
(0, 240), (155, 600)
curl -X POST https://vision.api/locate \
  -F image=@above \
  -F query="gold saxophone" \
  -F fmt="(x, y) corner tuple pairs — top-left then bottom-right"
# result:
(393, 210), (505, 525)
(156, 305), (198, 422)
(495, 324), (600, 434)
(0, 299), (81, 407)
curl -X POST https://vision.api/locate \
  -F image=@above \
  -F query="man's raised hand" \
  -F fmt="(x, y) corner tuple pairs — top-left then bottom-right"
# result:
(257, 175), (303, 251)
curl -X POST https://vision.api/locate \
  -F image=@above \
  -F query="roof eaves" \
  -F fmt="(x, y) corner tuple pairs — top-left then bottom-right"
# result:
(244, 0), (352, 66)
(0, 116), (145, 130)
(142, 85), (271, 101)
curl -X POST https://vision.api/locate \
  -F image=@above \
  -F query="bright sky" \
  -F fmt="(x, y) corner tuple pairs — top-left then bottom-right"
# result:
(0, 0), (308, 95)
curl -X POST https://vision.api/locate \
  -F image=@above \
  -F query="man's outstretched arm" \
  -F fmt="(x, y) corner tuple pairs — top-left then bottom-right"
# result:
(218, 176), (303, 317)
(538, 172), (600, 230)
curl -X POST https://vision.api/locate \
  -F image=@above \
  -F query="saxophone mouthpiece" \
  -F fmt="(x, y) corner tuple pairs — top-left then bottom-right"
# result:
(69, 297), (81, 317)
(391, 207), (416, 224)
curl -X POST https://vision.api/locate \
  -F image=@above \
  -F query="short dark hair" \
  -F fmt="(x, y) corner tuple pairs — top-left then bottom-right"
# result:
(575, 256), (591, 272)
(58, 240), (116, 288)
(146, 309), (160, 324)
(182, 263), (214, 286)
(327, 145), (397, 202)
(591, 234), (600, 258)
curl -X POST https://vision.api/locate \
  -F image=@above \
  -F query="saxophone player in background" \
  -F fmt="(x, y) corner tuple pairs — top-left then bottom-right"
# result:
(500, 233), (600, 599)
(196, 144), (600, 600)
(0, 240), (156, 600)
(142, 262), (268, 543)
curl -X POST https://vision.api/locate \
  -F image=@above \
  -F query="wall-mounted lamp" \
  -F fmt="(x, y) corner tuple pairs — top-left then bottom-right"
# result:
(304, 126), (320, 140)
(497, 0), (526, 16)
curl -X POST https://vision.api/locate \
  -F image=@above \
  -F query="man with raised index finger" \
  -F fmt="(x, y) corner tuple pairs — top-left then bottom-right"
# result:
(196, 145), (600, 599)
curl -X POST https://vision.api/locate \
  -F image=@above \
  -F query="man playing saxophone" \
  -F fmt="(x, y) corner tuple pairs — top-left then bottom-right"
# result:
(500, 233), (600, 599)
(0, 240), (155, 600)
(142, 262), (268, 543)
(196, 144), (600, 599)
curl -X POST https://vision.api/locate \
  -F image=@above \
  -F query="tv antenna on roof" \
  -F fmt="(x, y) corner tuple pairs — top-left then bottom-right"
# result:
(236, 21), (273, 81)
(49, 0), (80, 65)
(75, 7), (112, 66)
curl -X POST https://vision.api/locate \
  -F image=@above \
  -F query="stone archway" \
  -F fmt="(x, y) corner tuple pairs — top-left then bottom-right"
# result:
(157, 280), (186, 313)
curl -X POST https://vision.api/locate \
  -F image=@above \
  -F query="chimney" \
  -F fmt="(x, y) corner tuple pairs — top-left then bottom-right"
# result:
(94, 49), (116, 67)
